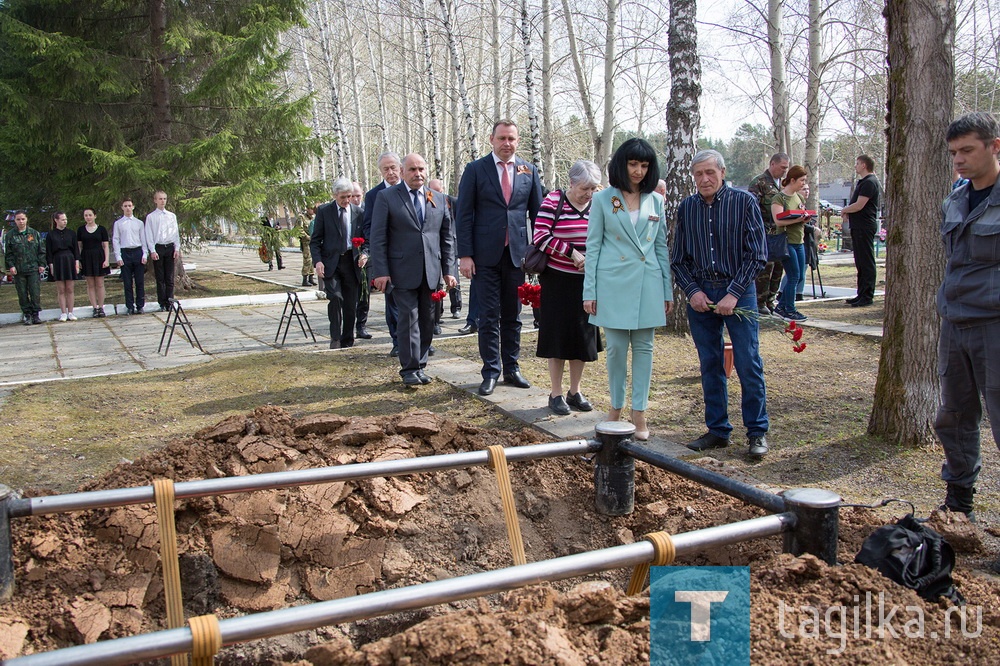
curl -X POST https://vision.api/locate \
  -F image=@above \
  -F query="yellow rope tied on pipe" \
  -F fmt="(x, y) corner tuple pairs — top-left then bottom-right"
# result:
(189, 614), (222, 666)
(153, 478), (187, 666)
(486, 445), (527, 566)
(626, 531), (676, 596)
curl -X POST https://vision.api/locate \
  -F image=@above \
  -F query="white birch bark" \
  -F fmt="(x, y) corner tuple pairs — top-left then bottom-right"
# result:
(437, 0), (478, 161)
(767, 0), (791, 152)
(520, 0), (543, 174)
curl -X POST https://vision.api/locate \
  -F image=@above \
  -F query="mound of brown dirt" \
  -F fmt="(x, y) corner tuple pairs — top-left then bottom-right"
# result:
(2, 406), (998, 664)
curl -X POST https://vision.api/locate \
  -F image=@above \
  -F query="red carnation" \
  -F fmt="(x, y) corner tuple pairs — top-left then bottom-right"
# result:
(352, 237), (365, 248)
(791, 328), (803, 342)
(430, 289), (448, 302)
(793, 343), (807, 353)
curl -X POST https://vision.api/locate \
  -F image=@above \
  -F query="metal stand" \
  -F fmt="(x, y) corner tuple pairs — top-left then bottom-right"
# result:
(157, 301), (203, 355)
(0, 484), (15, 601)
(594, 421), (636, 516)
(781, 488), (841, 565)
(275, 292), (316, 345)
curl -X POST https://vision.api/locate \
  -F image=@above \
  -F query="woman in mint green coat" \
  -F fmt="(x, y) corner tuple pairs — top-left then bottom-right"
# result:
(582, 138), (673, 440)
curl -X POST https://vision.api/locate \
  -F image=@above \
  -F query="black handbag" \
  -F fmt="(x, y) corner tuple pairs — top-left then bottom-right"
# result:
(523, 192), (566, 275)
(766, 231), (788, 262)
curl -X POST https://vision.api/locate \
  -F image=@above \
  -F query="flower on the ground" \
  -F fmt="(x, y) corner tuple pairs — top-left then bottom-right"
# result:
(352, 237), (365, 248)
(878, 228), (887, 242)
(430, 289), (448, 302)
(517, 282), (541, 309)
(818, 241), (828, 253)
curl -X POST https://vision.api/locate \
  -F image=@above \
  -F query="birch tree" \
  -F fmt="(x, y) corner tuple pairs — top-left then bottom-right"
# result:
(663, 0), (700, 334)
(767, 0), (791, 152)
(438, 0), (478, 161)
(419, 0), (443, 175)
(520, 0), (543, 172)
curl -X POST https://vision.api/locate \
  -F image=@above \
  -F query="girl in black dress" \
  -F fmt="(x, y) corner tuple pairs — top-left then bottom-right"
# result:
(77, 208), (111, 317)
(46, 211), (80, 321)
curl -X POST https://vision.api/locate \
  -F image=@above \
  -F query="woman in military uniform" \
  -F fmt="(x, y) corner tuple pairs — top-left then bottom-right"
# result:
(4, 211), (45, 324)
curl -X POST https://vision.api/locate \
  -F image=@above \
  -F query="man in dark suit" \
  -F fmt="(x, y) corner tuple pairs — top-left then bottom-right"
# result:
(311, 177), (367, 349)
(370, 154), (457, 386)
(457, 119), (543, 395)
(364, 152), (403, 356)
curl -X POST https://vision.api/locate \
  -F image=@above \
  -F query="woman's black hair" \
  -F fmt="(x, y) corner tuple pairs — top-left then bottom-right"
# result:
(607, 138), (660, 194)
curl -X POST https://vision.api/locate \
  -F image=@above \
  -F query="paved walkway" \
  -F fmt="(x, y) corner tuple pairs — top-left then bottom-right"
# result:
(0, 244), (881, 453)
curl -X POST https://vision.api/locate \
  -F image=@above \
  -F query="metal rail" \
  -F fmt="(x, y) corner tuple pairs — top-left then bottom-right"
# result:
(2, 513), (796, 666)
(8, 439), (599, 518)
(620, 441), (787, 514)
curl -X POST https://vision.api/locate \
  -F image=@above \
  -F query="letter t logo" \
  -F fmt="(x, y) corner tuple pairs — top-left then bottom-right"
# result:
(674, 590), (729, 641)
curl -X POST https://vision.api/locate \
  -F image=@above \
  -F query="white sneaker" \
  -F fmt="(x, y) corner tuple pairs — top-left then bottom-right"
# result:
(58, 313), (68, 322)
(67, 313), (78, 321)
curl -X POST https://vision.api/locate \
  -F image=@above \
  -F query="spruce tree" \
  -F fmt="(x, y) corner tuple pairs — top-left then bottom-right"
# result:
(0, 0), (324, 230)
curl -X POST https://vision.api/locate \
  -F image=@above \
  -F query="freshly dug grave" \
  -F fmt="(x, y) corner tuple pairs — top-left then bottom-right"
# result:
(1, 406), (998, 664)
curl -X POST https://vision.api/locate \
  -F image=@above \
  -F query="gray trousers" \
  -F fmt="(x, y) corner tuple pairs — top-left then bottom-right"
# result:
(935, 318), (1000, 488)
(393, 281), (434, 375)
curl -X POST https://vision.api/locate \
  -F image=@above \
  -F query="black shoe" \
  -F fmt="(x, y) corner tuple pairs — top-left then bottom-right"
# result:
(849, 300), (873, 308)
(97, 308), (106, 318)
(402, 372), (422, 386)
(845, 296), (860, 304)
(308, 275), (317, 286)
(389, 345), (399, 358)
(330, 340), (341, 349)
(356, 327), (373, 339)
(939, 483), (976, 522)
(566, 392), (593, 412)
(417, 370), (432, 385)
(795, 294), (804, 302)
(533, 320), (540, 329)
(31, 314), (42, 325)
(433, 324), (442, 335)
(268, 263), (273, 271)
(126, 308), (134, 316)
(502, 371), (531, 389)
(458, 323), (477, 335)
(302, 277), (310, 287)
(548, 394), (571, 415)
(135, 308), (144, 315)
(686, 432), (730, 452)
(428, 345), (436, 356)
(22, 317), (31, 326)
(159, 306), (168, 312)
(747, 435), (768, 460)
(92, 309), (100, 318)
(479, 377), (497, 396)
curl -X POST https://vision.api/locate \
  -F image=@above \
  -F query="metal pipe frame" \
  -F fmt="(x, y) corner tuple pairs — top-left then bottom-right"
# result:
(2, 513), (796, 666)
(8, 439), (600, 519)
(620, 441), (786, 514)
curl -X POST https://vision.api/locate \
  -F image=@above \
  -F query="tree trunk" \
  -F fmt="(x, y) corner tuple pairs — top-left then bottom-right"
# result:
(344, 13), (368, 182)
(149, 0), (172, 144)
(869, 0), (954, 445)
(541, 0), (555, 189)
(420, 0), (443, 176)
(363, 11), (391, 154)
(314, 2), (348, 177)
(598, 0), (617, 171)
(767, 0), (790, 153)
(663, 0), (700, 335)
(520, 0), (543, 173)
(491, 0), (502, 121)
(297, 31), (327, 185)
(561, 0), (600, 163)
(438, 0), (478, 161)
(803, 0), (822, 206)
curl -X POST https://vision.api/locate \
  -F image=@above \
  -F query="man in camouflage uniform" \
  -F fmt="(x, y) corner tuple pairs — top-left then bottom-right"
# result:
(4, 211), (45, 324)
(299, 206), (316, 287)
(747, 153), (789, 314)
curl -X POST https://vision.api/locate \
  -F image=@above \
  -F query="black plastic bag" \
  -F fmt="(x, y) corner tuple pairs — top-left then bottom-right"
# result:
(855, 514), (964, 605)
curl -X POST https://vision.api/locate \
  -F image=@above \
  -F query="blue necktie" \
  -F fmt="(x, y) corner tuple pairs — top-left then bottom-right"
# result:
(411, 189), (424, 228)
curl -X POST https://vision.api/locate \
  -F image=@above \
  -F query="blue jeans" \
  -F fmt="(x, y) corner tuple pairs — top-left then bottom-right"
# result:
(687, 282), (769, 438)
(779, 243), (805, 311)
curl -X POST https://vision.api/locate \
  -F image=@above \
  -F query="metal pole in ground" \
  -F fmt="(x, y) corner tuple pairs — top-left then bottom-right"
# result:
(0, 484), (14, 601)
(594, 421), (636, 516)
(781, 487), (841, 565)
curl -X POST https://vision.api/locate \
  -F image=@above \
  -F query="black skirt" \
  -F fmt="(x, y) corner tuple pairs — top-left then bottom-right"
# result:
(535, 268), (602, 361)
(50, 251), (78, 281)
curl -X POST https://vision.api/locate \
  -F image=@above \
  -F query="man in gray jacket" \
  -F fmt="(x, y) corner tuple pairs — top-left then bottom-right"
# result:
(936, 111), (1000, 530)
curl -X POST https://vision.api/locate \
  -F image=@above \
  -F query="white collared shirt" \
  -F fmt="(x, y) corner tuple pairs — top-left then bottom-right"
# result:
(492, 152), (515, 186)
(144, 207), (181, 253)
(112, 215), (147, 262)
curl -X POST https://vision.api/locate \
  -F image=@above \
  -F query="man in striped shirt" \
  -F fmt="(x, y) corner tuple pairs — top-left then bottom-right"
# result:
(671, 149), (771, 460)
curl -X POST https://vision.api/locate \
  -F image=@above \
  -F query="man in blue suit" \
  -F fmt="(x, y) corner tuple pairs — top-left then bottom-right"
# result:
(457, 120), (544, 396)
(370, 154), (457, 386)
(364, 152), (403, 356)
